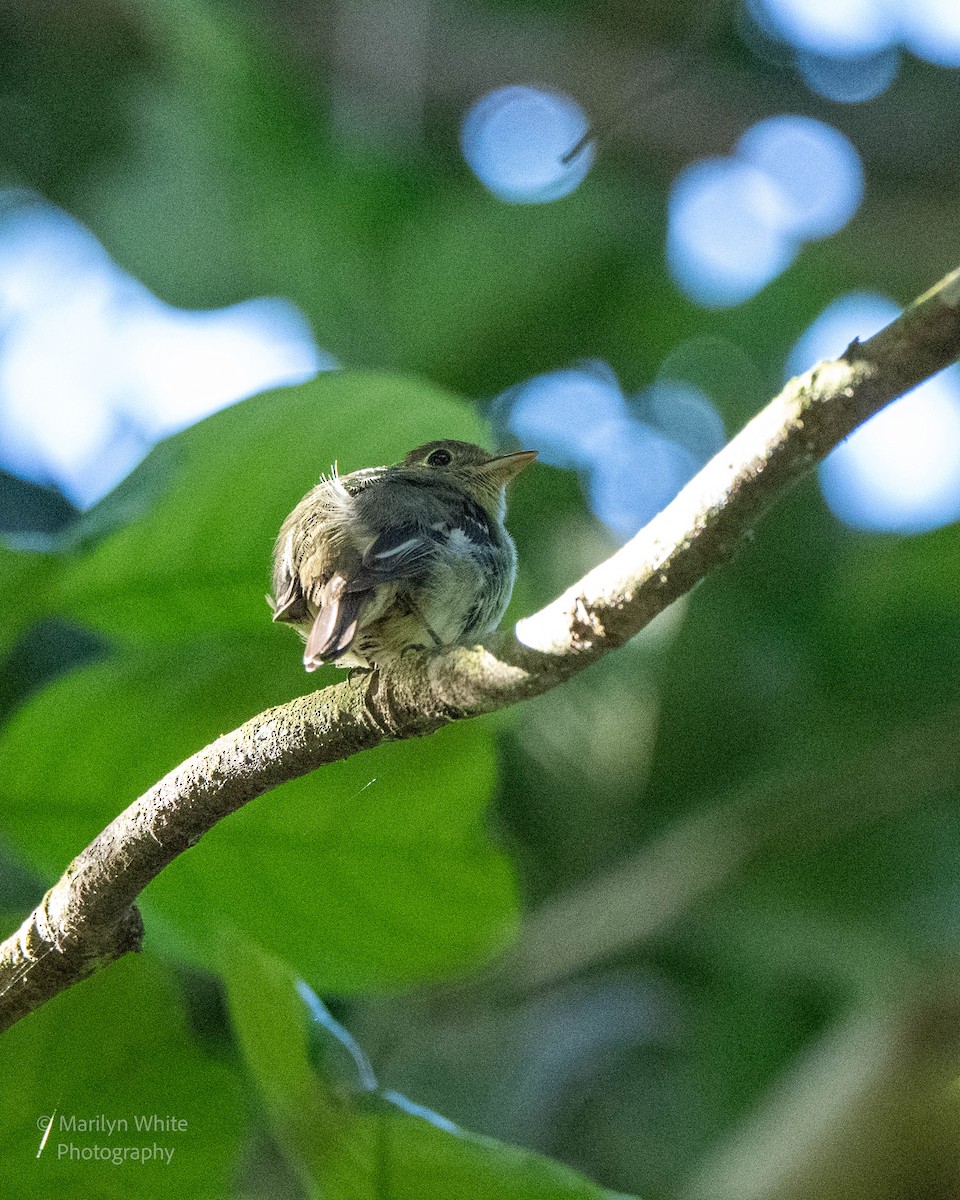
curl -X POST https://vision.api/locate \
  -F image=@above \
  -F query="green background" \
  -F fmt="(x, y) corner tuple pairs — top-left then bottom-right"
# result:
(2, 1), (960, 1197)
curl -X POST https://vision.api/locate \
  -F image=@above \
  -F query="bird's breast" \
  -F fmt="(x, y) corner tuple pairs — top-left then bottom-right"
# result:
(417, 523), (515, 642)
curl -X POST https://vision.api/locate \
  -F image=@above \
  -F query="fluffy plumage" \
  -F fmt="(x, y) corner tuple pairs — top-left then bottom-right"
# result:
(269, 440), (536, 670)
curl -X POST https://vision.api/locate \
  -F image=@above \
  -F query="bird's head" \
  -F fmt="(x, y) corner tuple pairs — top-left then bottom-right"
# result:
(399, 440), (537, 510)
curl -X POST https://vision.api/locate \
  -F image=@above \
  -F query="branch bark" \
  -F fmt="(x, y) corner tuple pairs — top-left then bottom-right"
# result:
(3, 266), (960, 1033)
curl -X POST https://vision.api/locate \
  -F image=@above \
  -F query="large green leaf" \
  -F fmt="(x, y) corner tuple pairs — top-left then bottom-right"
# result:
(0, 544), (62, 660)
(0, 949), (244, 1200)
(220, 939), (634, 1199)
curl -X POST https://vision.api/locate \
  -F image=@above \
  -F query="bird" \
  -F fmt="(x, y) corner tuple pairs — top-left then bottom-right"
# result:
(269, 439), (537, 671)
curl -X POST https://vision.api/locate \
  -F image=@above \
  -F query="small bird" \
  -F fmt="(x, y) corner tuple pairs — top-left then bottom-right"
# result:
(269, 439), (537, 671)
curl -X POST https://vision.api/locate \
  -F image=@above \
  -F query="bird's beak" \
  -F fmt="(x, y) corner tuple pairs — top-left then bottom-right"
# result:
(483, 449), (538, 484)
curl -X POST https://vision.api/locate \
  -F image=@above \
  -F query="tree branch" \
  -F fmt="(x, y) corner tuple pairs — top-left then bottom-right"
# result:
(3, 265), (960, 1033)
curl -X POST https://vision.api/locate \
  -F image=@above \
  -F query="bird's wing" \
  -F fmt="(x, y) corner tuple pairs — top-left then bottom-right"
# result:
(270, 526), (310, 624)
(345, 523), (438, 591)
(301, 525), (437, 669)
(269, 565), (310, 624)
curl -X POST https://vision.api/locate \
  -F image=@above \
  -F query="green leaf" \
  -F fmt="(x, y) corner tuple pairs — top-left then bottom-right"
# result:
(51, 371), (489, 642)
(220, 939), (634, 1199)
(357, 1106), (634, 1200)
(0, 469), (78, 541)
(52, 436), (184, 556)
(218, 937), (330, 1194)
(0, 544), (62, 660)
(0, 636), (517, 991)
(0, 949), (244, 1200)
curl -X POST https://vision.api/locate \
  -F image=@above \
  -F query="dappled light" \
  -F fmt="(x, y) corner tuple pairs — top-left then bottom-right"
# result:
(900, 0), (960, 66)
(0, 194), (328, 508)
(750, 0), (898, 58)
(737, 117), (864, 241)
(668, 117), (862, 307)
(794, 47), (900, 101)
(498, 362), (627, 470)
(668, 157), (797, 307)
(749, 0), (960, 104)
(499, 365), (725, 538)
(460, 85), (594, 204)
(789, 293), (960, 532)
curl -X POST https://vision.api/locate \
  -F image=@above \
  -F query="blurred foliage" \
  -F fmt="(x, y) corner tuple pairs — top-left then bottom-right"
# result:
(220, 937), (629, 1197)
(2, 0), (960, 1197)
(0, 947), (246, 1196)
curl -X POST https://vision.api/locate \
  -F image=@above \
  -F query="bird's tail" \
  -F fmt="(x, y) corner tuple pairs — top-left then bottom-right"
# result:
(303, 574), (370, 671)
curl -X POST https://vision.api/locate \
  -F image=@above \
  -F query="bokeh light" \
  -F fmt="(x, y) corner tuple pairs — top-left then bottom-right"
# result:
(460, 85), (595, 204)
(501, 362), (627, 469)
(788, 293), (960, 533)
(795, 48), (900, 102)
(667, 158), (797, 309)
(785, 292), (900, 379)
(899, 0), (960, 67)
(637, 380), (728, 464)
(0, 194), (328, 508)
(820, 377), (960, 533)
(668, 117), (863, 309)
(585, 419), (704, 540)
(737, 116), (864, 240)
(749, 0), (898, 58)
(750, 0), (960, 96)
(500, 364), (725, 540)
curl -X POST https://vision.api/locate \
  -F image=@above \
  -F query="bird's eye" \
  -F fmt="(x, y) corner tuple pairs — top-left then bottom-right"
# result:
(426, 448), (453, 467)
